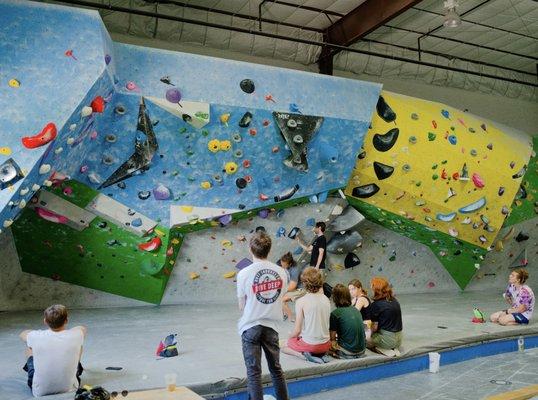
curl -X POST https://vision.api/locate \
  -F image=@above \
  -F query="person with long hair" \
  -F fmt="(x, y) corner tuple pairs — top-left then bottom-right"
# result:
(490, 268), (534, 325)
(349, 279), (371, 339)
(281, 267), (331, 364)
(367, 277), (403, 357)
(279, 252), (305, 322)
(329, 284), (366, 359)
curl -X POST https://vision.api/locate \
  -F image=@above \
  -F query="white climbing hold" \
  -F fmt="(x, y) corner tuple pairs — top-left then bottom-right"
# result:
(66, 137), (75, 145)
(18, 199), (26, 209)
(69, 124), (77, 131)
(81, 106), (93, 117)
(54, 147), (63, 154)
(31, 184), (41, 191)
(39, 164), (51, 174)
(43, 180), (53, 187)
(3, 219), (13, 228)
(20, 187), (29, 196)
(88, 172), (101, 184)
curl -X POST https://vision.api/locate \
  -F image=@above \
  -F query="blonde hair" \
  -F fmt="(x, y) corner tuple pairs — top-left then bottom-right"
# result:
(301, 267), (323, 293)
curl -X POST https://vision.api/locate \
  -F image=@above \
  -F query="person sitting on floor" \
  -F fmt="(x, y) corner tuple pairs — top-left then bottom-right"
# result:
(280, 252), (305, 322)
(19, 304), (86, 397)
(367, 277), (403, 357)
(349, 278), (372, 340)
(281, 267), (331, 364)
(329, 284), (366, 359)
(490, 268), (534, 326)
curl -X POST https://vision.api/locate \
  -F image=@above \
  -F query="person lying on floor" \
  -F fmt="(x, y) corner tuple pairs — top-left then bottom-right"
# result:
(490, 268), (534, 326)
(349, 278), (372, 341)
(19, 304), (86, 397)
(366, 277), (403, 357)
(281, 267), (331, 364)
(279, 252), (305, 323)
(329, 284), (366, 359)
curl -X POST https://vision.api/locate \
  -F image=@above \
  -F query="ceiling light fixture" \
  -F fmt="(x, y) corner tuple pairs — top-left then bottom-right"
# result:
(443, 0), (462, 28)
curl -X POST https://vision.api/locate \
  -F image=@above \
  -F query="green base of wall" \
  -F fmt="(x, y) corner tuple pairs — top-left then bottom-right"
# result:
(346, 197), (486, 290)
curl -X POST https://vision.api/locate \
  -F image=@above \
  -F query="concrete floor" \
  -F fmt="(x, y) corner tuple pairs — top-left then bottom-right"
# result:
(299, 348), (538, 400)
(1, 290), (537, 400)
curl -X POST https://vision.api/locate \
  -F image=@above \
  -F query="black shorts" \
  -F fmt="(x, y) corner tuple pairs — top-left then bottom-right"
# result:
(23, 356), (84, 389)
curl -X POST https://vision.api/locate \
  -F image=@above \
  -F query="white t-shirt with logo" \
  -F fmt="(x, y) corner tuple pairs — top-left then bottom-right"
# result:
(27, 328), (84, 397)
(237, 260), (288, 335)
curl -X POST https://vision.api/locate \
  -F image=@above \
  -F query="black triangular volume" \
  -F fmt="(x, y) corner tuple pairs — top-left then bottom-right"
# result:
(376, 96), (396, 123)
(373, 161), (394, 180)
(352, 183), (380, 198)
(373, 128), (399, 152)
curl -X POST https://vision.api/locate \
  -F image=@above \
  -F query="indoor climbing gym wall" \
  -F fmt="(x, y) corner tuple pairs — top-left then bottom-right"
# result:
(1, 0), (382, 304)
(345, 91), (534, 289)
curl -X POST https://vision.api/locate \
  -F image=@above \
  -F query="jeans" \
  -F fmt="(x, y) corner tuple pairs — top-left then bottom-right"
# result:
(241, 326), (289, 400)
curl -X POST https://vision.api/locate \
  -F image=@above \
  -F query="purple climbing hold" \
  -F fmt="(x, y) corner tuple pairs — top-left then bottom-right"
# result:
(165, 88), (181, 104)
(104, 54), (111, 65)
(258, 209), (270, 219)
(218, 214), (233, 226)
(236, 257), (253, 270)
(153, 184), (171, 200)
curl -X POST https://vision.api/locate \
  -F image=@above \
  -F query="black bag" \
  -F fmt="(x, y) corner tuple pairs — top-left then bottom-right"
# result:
(323, 282), (333, 299)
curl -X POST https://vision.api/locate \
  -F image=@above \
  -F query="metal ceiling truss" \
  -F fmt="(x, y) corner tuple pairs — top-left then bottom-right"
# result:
(52, 0), (538, 88)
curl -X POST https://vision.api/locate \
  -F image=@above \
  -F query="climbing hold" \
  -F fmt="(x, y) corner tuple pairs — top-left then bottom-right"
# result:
(233, 149), (243, 158)
(220, 140), (232, 151)
(436, 212), (456, 222)
(452, 172), (459, 180)
(239, 112), (253, 128)
(402, 164), (411, 172)
(153, 184), (171, 200)
(276, 226), (286, 237)
(515, 232), (529, 242)
(3, 219), (13, 228)
(240, 79), (255, 94)
(102, 155), (114, 165)
(441, 109), (450, 119)
(138, 236), (162, 252)
(487, 143), (493, 150)
(22, 123), (57, 149)
(501, 206), (510, 215)
(88, 172), (101, 184)
(81, 106), (93, 117)
(220, 113), (231, 126)
(166, 88), (182, 104)
(441, 169), (448, 179)
(223, 271), (236, 279)
(114, 104), (126, 115)
(241, 159), (250, 168)
(512, 165), (527, 179)
(232, 133), (242, 143)
(344, 253), (360, 269)
(105, 134), (117, 143)
(131, 218), (142, 227)
(200, 181), (211, 189)
(411, 113), (419, 120)
(125, 81), (139, 91)
(478, 235), (487, 244)
(373, 128), (399, 152)
(480, 123), (487, 132)
(236, 177), (247, 189)
(224, 162), (238, 175)
(509, 161), (515, 169)
(218, 214), (232, 226)
(428, 132), (436, 141)
(8, 78), (20, 88)
(472, 173), (485, 188)
(376, 96), (396, 123)
(469, 127), (476, 133)
(54, 147), (63, 155)
(189, 272), (200, 280)
(448, 228), (458, 237)
(408, 136), (417, 144)
(138, 190), (151, 200)
(470, 149), (477, 156)
(208, 139), (220, 153)
(274, 184), (300, 202)
(352, 184), (380, 198)
(249, 128), (257, 136)
(458, 197), (486, 214)
(39, 164), (51, 175)
(448, 135), (457, 145)
(35, 207), (68, 224)
(91, 96), (105, 113)
(373, 162), (394, 180)
(432, 174), (439, 180)
(272, 146), (280, 153)
(358, 150), (366, 159)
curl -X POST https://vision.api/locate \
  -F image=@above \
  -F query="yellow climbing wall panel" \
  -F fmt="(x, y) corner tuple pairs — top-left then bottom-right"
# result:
(345, 91), (533, 249)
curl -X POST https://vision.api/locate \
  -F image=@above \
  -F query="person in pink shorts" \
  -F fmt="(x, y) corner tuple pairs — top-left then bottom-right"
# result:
(281, 267), (331, 364)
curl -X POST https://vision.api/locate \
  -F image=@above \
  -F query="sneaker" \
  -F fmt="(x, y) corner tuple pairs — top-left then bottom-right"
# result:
(303, 352), (324, 364)
(321, 355), (331, 363)
(393, 348), (401, 357)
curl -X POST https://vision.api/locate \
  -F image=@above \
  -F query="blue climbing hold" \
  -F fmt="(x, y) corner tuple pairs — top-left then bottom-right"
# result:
(441, 109), (450, 119)
(276, 226), (286, 237)
(131, 218), (142, 227)
(306, 218), (316, 227)
(289, 103), (301, 113)
(317, 191), (328, 203)
(293, 246), (303, 255)
(448, 135), (457, 145)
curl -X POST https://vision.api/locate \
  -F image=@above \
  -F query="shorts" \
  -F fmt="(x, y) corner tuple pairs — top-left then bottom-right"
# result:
(512, 313), (529, 324)
(23, 357), (84, 389)
(287, 337), (330, 356)
(371, 329), (402, 350)
(331, 344), (365, 359)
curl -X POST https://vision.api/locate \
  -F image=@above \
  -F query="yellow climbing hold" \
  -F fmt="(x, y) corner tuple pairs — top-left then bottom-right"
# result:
(220, 140), (232, 151)
(331, 264), (345, 271)
(189, 272), (200, 280)
(180, 206), (194, 213)
(495, 240), (503, 251)
(223, 271), (236, 279)
(220, 113), (231, 126)
(154, 228), (166, 237)
(0, 147), (12, 156)
(224, 161), (238, 175)
(8, 79), (20, 88)
(221, 239), (233, 248)
(200, 181), (212, 189)
(208, 139), (220, 153)
(171, 238), (180, 245)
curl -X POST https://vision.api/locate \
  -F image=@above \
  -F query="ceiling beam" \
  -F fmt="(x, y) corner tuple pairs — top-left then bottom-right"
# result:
(319, 0), (423, 74)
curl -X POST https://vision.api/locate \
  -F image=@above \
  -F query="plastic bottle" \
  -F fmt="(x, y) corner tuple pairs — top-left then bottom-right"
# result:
(518, 336), (524, 352)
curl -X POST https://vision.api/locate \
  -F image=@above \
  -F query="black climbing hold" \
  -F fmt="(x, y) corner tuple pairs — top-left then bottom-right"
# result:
(515, 232), (529, 242)
(288, 227), (300, 239)
(344, 252), (360, 269)
(117, 182), (126, 189)
(255, 226), (266, 233)
(239, 112), (253, 128)
(498, 186), (505, 196)
(373, 161), (394, 180)
(376, 96), (396, 123)
(238, 204), (246, 210)
(358, 150), (366, 159)
(373, 128), (399, 152)
(352, 183), (380, 198)
(236, 177), (247, 189)
(240, 79), (255, 94)
(182, 114), (192, 123)
(138, 190), (151, 200)
(453, 250), (462, 256)
(97, 221), (108, 229)
(516, 185), (527, 200)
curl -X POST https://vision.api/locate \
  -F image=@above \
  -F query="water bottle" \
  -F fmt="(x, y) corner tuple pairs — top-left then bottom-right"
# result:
(517, 336), (524, 352)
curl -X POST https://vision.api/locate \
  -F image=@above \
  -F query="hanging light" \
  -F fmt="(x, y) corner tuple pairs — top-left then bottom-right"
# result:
(443, 0), (462, 28)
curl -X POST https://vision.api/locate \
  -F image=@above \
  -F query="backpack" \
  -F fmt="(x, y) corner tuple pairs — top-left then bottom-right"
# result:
(156, 333), (179, 357)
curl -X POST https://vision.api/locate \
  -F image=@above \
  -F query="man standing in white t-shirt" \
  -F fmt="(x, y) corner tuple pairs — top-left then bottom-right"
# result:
(237, 232), (289, 400)
(19, 304), (86, 397)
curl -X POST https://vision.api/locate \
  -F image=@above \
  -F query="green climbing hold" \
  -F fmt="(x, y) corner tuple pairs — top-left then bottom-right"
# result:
(201, 129), (209, 137)
(469, 127), (476, 133)
(428, 132), (436, 141)
(470, 149), (477, 156)
(415, 181), (422, 187)
(402, 164), (411, 172)
(432, 163), (438, 170)
(180, 127), (187, 133)
(441, 160), (447, 164)
(389, 255), (396, 262)
(450, 126), (455, 131)
(409, 136), (417, 144)
(432, 174), (439, 180)
(411, 113), (419, 120)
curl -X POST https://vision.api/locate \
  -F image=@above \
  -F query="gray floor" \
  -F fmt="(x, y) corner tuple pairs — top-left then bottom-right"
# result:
(1, 290), (537, 400)
(299, 348), (538, 400)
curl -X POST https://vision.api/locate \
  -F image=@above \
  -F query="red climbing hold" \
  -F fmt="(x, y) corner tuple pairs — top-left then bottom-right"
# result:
(138, 236), (162, 252)
(432, 120), (437, 129)
(259, 193), (269, 201)
(91, 96), (105, 113)
(22, 122), (57, 149)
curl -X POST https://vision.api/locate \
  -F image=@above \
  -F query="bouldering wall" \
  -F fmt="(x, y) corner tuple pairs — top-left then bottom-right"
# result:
(345, 91), (533, 289)
(2, 0), (382, 303)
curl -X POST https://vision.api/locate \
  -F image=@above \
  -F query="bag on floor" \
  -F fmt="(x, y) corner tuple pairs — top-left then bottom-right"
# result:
(74, 386), (110, 400)
(156, 333), (179, 357)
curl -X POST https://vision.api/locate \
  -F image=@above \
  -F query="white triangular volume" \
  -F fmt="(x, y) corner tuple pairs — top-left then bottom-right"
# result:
(170, 205), (241, 227)
(146, 97), (210, 129)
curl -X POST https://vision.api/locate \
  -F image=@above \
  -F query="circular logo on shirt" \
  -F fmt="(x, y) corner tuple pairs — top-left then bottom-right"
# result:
(252, 269), (283, 304)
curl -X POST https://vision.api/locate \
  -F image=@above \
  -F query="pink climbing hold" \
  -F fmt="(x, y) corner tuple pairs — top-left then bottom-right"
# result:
(427, 281), (436, 288)
(472, 173), (485, 188)
(35, 207), (69, 225)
